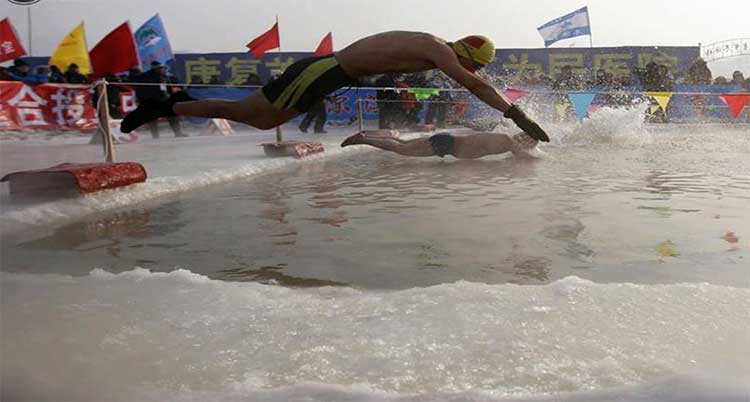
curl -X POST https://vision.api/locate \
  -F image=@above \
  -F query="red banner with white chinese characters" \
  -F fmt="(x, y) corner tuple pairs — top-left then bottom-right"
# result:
(0, 81), (98, 131)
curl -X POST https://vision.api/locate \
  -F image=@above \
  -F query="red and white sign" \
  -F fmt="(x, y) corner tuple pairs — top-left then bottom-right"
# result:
(0, 82), (97, 131)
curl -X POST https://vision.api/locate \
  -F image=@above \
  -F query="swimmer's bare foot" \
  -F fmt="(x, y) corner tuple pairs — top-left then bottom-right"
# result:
(341, 132), (366, 147)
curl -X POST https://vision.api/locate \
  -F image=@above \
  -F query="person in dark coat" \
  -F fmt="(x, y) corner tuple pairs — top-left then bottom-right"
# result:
(48, 65), (66, 83)
(298, 97), (329, 134)
(63, 63), (88, 84)
(132, 61), (185, 138)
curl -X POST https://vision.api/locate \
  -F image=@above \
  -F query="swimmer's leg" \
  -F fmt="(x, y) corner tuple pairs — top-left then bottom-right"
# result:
(174, 91), (298, 129)
(122, 91), (298, 133)
(341, 133), (435, 157)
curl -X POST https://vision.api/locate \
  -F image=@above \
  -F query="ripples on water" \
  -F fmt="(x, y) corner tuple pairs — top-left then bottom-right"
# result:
(2, 127), (749, 288)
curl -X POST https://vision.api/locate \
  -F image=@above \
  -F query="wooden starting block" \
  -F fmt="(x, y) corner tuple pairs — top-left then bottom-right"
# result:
(1, 162), (147, 197)
(203, 118), (235, 136)
(260, 141), (324, 158)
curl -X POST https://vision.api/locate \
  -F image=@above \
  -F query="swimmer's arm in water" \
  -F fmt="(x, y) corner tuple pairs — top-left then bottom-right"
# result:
(508, 133), (540, 159)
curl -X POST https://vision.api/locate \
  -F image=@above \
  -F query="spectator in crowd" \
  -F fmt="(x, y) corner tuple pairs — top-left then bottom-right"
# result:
(7, 59), (47, 84)
(731, 70), (745, 87)
(375, 73), (399, 129)
(404, 73), (429, 126)
(642, 62), (662, 91)
(684, 57), (712, 121)
(425, 72), (451, 128)
(126, 65), (142, 83)
(657, 65), (674, 91)
(133, 61), (186, 138)
(713, 76), (729, 85)
(298, 97), (329, 134)
(685, 57), (712, 84)
(594, 68), (614, 88)
(745, 76), (750, 92)
(553, 65), (581, 91)
(33, 66), (51, 83)
(91, 74), (125, 118)
(48, 65), (66, 83)
(64, 64), (88, 84)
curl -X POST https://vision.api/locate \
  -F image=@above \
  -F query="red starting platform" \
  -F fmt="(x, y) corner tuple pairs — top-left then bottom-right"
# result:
(260, 141), (325, 158)
(1, 162), (147, 197)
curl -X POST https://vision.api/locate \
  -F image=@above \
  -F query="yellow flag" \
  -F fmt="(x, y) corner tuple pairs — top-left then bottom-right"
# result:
(49, 22), (91, 74)
(645, 92), (674, 113)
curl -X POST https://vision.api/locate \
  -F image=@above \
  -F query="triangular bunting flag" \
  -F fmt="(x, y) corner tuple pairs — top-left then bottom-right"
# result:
(720, 94), (750, 119)
(567, 93), (596, 123)
(504, 88), (528, 103)
(645, 92), (673, 113)
(555, 102), (569, 118)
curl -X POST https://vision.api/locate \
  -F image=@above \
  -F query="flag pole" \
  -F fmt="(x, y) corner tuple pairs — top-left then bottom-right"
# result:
(586, 7), (593, 48)
(27, 7), (32, 56)
(274, 15), (283, 143)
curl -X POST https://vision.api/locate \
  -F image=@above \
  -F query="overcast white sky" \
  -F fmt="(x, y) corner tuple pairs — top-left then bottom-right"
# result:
(3, 0), (749, 74)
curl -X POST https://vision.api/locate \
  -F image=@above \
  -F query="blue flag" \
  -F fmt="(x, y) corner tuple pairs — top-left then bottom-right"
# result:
(134, 14), (174, 70)
(537, 6), (591, 47)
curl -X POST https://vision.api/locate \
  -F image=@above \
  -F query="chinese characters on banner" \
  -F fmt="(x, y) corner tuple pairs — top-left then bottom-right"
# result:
(493, 47), (697, 79)
(0, 82), (97, 130)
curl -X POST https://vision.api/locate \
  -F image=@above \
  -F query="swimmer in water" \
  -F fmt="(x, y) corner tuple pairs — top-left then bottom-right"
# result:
(340, 130), (540, 159)
(121, 31), (549, 142)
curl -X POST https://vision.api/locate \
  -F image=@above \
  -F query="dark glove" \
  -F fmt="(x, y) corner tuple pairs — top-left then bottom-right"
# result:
(504, 105), (550, 142)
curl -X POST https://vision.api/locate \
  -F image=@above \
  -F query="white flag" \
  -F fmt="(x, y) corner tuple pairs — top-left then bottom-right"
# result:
(537, 6), (591, 47)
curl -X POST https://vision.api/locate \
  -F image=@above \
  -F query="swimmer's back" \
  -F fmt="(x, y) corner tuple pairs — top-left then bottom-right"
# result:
(336, 31), (443, 78)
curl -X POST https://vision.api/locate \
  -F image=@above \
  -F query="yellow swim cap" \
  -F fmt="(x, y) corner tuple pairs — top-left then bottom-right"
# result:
(449, 35), (496, 66)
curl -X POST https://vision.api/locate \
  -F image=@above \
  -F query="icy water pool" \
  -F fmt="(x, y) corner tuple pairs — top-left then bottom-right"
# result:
(2, 123), (749, 401)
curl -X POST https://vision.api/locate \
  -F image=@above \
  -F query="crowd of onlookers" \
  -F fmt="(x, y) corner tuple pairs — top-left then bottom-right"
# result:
(503, 57), (750, 93)
(0, 59), (88, 84)
(0, 58), (185, 138)
(2, 56), (748, 132)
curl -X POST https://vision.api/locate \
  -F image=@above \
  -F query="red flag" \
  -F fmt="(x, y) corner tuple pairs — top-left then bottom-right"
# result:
(0, 18), (27, 62)
(721, 93), (750, 119)
(313, 32), (333, 56)
(246, 22), (280, 57)
(89, 22), (139, 78)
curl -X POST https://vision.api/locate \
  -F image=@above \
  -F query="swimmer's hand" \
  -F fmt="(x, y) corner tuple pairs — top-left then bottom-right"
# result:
(504, 105), (550, 142)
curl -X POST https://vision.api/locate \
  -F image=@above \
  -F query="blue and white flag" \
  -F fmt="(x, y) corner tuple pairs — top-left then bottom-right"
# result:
(134, 14), (174, 70)
(537, 6), (591, 47)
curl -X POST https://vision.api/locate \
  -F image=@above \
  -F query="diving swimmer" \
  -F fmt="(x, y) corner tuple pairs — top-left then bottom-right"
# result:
(121, 31), (550, 142)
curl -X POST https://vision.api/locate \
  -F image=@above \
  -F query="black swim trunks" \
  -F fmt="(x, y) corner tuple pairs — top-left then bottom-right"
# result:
(428, 133), (455, 157)
(261, 55), (357, 113)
